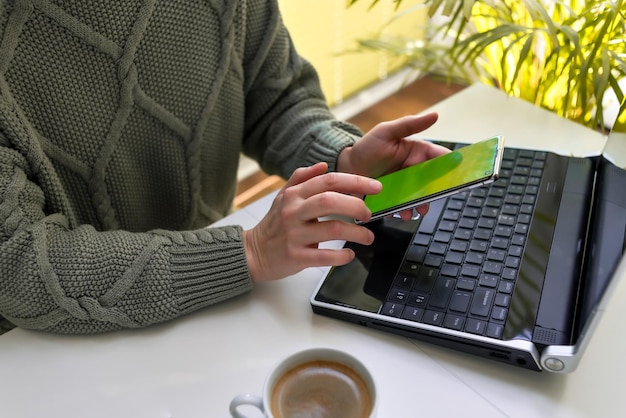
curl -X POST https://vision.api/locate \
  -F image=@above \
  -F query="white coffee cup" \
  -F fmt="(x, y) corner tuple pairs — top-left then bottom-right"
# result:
(229, 347), (377, 418)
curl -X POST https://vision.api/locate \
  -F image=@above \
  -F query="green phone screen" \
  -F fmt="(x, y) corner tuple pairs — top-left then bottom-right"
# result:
(364, 137), (501, 215)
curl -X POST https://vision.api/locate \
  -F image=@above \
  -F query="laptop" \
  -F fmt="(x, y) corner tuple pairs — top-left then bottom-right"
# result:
(311, 128), (626, 373)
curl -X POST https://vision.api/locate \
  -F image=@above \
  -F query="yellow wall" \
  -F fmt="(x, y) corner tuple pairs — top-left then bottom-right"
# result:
(277, 0), (426, 106)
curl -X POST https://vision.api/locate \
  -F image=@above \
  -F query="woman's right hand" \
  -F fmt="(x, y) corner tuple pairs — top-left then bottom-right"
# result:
(242, 162), (382, 283)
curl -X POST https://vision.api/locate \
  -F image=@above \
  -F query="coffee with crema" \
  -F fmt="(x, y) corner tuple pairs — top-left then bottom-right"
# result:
(270, 359), (372, 418)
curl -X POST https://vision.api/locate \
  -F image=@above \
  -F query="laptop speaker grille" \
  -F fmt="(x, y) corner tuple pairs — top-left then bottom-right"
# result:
(533, 327), (558, 345)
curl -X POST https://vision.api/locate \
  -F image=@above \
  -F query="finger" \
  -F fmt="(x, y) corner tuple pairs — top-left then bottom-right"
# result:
(416, 203), (430, 217)
(369, 112), (439, 141)
(296, 220), (375, 248)
(284, 162), (328, 188)
(300, 192), (373, 223)
(398, 202), (429, 221)
(294, 247), (358, 269)
(292, 171), (382, 200)
(398, 209), (415, 221)
(403, 140), (451, 168)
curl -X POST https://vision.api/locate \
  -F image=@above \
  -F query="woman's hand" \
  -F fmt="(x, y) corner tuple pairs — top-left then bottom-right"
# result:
(336, 112), (450, 220)
(243, 162), (382, 283)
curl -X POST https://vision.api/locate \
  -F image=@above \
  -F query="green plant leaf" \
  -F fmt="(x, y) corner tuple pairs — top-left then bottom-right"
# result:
(508, 32), (534, 93)
(349, 0), (626, 130)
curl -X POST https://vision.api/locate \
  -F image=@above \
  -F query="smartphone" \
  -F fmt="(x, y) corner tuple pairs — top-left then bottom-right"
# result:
(361, 135), (505, 223)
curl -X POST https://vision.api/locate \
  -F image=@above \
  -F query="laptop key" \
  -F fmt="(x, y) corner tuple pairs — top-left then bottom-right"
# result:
(459, 217), (477, 229)
(400, 261), (420, 276)
(443, 209), (461, 221)
(433, 231), (452, 243)
(483, 261), (502, 274)
(392, 274), (414, 289)
(495, 293), (511, 307)
(444, 314), (466, 331)
(445, 251), (464, 265)
(450, 239), (468, 252)
(505, 255), (520, 269)
(511, 234), (526, 246)
(465, 251), (484, 264)
(470, 188), (487, 198)
(463, 207), (481, 218)
(402, 307), (424, 322)
(473, 228), (492, 240)
(460, 264), (480, 278)
(494, 225), (513, 237)
(469, 240), (488, 252)
(405, 245), (427, 263)
(447, 199), (464, 211)
(491, 237), (509, 249)
(514, 224), (529, 235)
(477, 217), (496, 229)
(438, 220), (457, 232)
(491, 306), (508, 322)
(502, 268), (518, 281)
(520, 204), (534, 214)
(486, 323), (504, 339)
(489, 187), (505, 198)
(388, 288), (409, 303)
(381, 302), (404, 318)
(467, 197), (484, 207)
(422, 310), (444, 326)
(498, 280), (515, 294)
(497, 214), (516, 226)
(465, 318), (487, 335)
(470, 287), (495, 317)
(412, 267), (438, 292)
(449, 291), (471, 313)
(429, 277), (455, 309)
(487, 248), (506, 261)
(522, 195), (536, 205)
(423, 254), (443, 268)
(413, 234), (431, 246)
(429, 242), (447, 255)
(502, 205), (518, 216)
(454, 229), (472, 240)
(440, 263), (460, 277)
(408, 292), (429, 307)
(525, 185), (538, 195)
(481, 207), (499, 218)
(457, 278), (476, 291)
(478, 274), (498, 288)
(508, 245), (523, 257)
(518, 150), (534, 159)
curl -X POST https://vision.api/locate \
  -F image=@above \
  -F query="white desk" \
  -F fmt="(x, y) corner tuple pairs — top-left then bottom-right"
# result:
(0, 84), (621, 418)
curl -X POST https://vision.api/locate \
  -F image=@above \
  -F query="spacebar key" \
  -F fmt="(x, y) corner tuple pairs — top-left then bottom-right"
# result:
(470, 287), (495, 317)
(417, 198), (446, 235)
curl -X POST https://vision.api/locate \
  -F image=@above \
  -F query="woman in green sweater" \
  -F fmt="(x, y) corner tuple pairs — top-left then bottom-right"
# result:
(0, 0), (446, 334)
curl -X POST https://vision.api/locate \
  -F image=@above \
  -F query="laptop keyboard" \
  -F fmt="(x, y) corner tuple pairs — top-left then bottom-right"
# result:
(380, 147), (547, 339)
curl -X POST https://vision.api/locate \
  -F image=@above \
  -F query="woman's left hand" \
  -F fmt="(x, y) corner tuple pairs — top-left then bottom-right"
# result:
(336, 112), (450, 220)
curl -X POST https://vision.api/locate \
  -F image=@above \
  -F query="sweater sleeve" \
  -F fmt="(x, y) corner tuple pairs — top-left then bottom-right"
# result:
(0, 107), (252, 334)
(240, 0), (362, 178)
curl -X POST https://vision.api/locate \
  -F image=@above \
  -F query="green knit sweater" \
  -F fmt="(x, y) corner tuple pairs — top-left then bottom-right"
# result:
(0, 0), (361, 334)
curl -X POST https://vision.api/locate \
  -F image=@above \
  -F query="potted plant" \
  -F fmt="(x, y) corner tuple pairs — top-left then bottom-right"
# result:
(348, 0), (626, 132)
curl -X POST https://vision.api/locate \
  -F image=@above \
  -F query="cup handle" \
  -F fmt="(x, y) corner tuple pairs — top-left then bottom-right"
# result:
(229, 393), (266, 418)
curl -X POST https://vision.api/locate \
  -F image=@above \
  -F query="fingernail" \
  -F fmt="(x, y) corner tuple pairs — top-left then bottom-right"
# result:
(370, 179), (382, 190)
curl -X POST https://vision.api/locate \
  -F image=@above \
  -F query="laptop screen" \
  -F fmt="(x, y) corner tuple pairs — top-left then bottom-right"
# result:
(574, 130), (626, 340)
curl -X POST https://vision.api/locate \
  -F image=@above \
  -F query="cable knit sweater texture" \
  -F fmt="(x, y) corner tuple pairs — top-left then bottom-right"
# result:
(0, 0), (361, 333)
